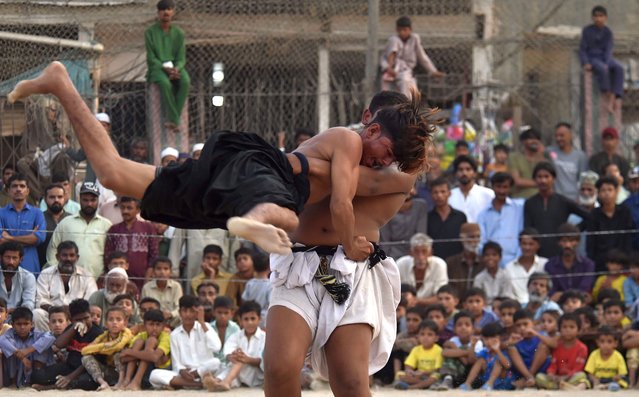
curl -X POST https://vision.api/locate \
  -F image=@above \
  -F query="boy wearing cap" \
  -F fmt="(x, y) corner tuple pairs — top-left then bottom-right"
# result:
(160, 147), (178, 167)
(589, 127), (629, 179)
(192, 143), (204, 160)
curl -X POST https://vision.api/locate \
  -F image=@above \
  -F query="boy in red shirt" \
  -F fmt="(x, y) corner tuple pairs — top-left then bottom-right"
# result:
(535, 313), (589, 390)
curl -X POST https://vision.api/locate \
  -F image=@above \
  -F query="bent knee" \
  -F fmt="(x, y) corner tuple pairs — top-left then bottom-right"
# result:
(330, 376), (369, 397)
(264, 355), (304, 382)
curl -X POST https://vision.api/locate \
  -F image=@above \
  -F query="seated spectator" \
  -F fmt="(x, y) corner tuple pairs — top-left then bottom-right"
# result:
(206, 301), (266, 391)
(0, 307), (55, 388)
(524, 272), (562, 320)
(130, 297), (162, 335)
(0, 298), (11, 335)
(587, 177), (635, 272)
(191, 244), (232, 295)
(462, 287), (498, 334)
(0, 241), (36, 312)
(507, 309), (550, 389)
(81, 306), (133, 390)
(211, 296), (240, 366)
(392, 306), (424, 380)
(623, 255), (639, 308)
(225, 248), (255, 307)
(585, 326), (628, 390)
(473, 242), (508, 304)
(576, 306), (600, 352)
(97, 251), (140, 301)
(477, 172), (523, 266)
(426, 304), (454, 346)
(545, 223), (596, 301)
(558, 289), (586, 313)
(197, 281), (219, 306)
(437, 285), (460, 328)
(603, 299), (630, 330)
(141, 257), (183, 328)
(34, 241), (97, 331)
(47, 306), (70, 338)
(149, 295), (222, 389)
(118, 309), (171, 390)
(394, 320), (443, 390)
(380, 184), (428, 260)
(484, 144), (509, 180)
(435, 311), (482, 390)
(535, 313), (589, 390)
(497, 299), (520, 335)
(90, 306), (102, 327)
(89, 267), (131, 327)
(622, 325), (639, 388)
(446, 223), (484, 300)
(592, 249), (628, 302)
(401, 284), (417, 308)
(241, 252), (272, 323)
(449, 155), (494, 223)
(428, 177), (466, 260)
(503, 228), (548, 303)
(114, 293), (142, 327)
(460, 322), (512, 390)
(397, 233), (448, 305)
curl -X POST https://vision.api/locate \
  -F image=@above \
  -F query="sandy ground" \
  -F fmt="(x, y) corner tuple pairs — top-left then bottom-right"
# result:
(8, 388), (637, 396)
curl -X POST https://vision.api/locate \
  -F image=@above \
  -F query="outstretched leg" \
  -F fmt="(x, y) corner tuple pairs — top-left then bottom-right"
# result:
(8, 62), (155, 199)
(228, 203), (297, 255)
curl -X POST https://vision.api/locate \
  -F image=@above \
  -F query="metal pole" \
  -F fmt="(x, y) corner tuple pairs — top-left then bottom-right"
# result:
(364, 0), (379, 103)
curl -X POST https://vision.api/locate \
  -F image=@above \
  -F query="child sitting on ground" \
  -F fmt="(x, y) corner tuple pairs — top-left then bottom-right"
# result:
(622, 323), (639, 388)
(426, 304), (454, 346)
(113, 294), (141, 327)
(624, 256), (639, 308)
(241, 253), (271, 326)
(437, 285), (460, 331)
(576, 306), (600, 352)
(118, 309), (170, 390)
(472, 242), (508, 304)
(604, 299), (631, 332)
(81, 307), (133, 390)
(463, 288), (499, 334)
(436, 311), (482, 390)
(392, 306), (425, 379)
(592, 250), (628, 303)
(460, 322), (512, 391)
(536, 313), (589, 390)
(559, 289), (586, 313)
(394, 320), (443, 390)
(90, 305), (102, 327)
(508, 309), (550, 389)
(141, 257), (183, 328)
(497, 299), (520, 336)
(211, 296), (241, 366)
(585, 326), (629, 390)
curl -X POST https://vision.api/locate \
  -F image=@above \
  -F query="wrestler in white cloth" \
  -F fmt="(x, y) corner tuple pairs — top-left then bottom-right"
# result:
(270, 246), (400, 378)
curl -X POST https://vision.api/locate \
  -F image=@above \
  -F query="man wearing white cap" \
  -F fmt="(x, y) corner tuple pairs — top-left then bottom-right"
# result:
(160, 147), (179, 167)
(64, 113), (111, 182)
(192, 143), (204, 160)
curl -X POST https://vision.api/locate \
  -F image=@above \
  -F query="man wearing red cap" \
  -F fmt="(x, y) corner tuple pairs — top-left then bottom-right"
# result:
(589, 127), (629, 180)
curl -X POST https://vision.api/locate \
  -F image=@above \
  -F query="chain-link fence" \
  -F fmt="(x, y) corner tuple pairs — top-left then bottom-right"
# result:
(0, 0), (638, 198)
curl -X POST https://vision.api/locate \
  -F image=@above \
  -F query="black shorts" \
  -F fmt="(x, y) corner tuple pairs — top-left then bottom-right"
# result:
(140, 131), (310, 229)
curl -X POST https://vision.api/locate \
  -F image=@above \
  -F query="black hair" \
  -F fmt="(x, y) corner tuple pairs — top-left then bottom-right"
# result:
(527, 272), (551, 288)
(156, 0), (175, 11)
(57, 240), (79, 255)
(490, 172), (514, 187)
(406, 306), (426, 318)
(398, 296), (408, 308)
(252, 252), (269, 273)
(532, 161), (557, 179)
(605, 248), (629, 267)
(69, 299), (90, 318)
(143, 309), (165, 323)
(234, 247), (254, 261)
(555, 121), (572, 130)
(11, 307), (33, 323)
(368, 91), (409, 114)
(455, 140), (469, 149)
(598, 288), (621, 304)
(419, 319), (439, 334)
(463, 287), (486, 303)
(396, 16), (412, 28)
(436, 284), (459, 299)
(179, 295), (200, 309)
(453, 155), (478, 173)
(51, 173), (69, 184)
(139, 297), (161, 309)
(429, 176), (450, 190)
(596, 175), (619, 190)
(513, 309), (534, 323)
(0, 297), (6, 309)
(592, 5), (607, 16)
(519, 227), (540, 242)
(480, 322), (504, 338)
(453, 310), (473, 325)
(558, 290), (585, 306)
(557, 223), (580, 240)
(0, 241), (24, 257)
(575, 306), (599, 328)
(498, 299), (521, 312)
(118, 196), (140, 207)
(203, 244), (223, 258)
(425, 304), (446, 317)
(197, 281), (220, 294)
(519, 128), (541, 142)
(7, 173), (28, 187)
(603, 299), (625, 313)
(2, 164), (15, 173)
(48, 306), (70, 320)
(105, 306), (127, 319)
(107, 251), (128, 264)
(493, 143), (509, 154)
(293, 128), (315, 141)
(559, 312), (581, 330)
(113, 294), (134, 306)
(44, 183), (65, 198)
(541, 309), (561, 321)
(597, 325), (618, 340)
(213, 296), (234, 310)
(482, 241), (502, 257)
(152, 256), (172, 269)
(401, 283), (417, 296)
(237, 300), (261, 318)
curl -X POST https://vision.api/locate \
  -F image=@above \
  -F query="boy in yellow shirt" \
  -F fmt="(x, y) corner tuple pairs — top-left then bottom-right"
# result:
(585, 326), (628, 390)
(592, 250), (627, 302)
(394, 320), (443, 390)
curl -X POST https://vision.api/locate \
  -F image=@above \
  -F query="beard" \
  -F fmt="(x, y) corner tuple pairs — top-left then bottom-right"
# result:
(463, 242), (480, 254)
(458, 176), (471, 185)
(57, 261), (75, 275)
(49, 203), (64, 214)
(104, 290), (123, 304)
(579, 194), (597, 206)
(81, 206), (97, 217)
(528, 292), (545, 303)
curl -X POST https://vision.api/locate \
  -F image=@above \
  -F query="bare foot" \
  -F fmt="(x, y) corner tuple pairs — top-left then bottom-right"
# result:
(606, 92), (615, 113)
(111, 382), (125, 390)
(227, 217), (292, 255)
(97, 382), (111, 391)
(614, 97), (622, 112)
(124, 383), (141, 391)
(202, 375), (230, 392)
(8, 61), (68, 103)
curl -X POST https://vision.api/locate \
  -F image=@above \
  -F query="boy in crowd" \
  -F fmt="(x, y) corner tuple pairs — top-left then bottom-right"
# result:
(592, 250), (628, 302)
(536, 313), (589, 390)
(141, 257), (183, 328)
(225, 248), (255, 307)
(473, 242), (508, 304)
(559, 289), (586, 313)
(81, 306), (132, 390)
(241, 252), (271, 324)
(191, 244), (231, 295)
(0, 307), (55, 387)
(211, 296), (240, 366)
(585, 326), (629, 390)
(206, 300), (266, 391)
(508, 309), (550, 388)
(401, 284), (418, 308)
(114, 293), (141, 327)
(426, 304), (454, 346)
(392, 306), (424, 377)
(604, 299), (631, 330)
(118, 309), (170, 390)
(622, 325), (639, 388)
(438, 285), (460, 331)
(497, 299), (520, 335)
(131, 297), (162, 335)
(463, 288), (498, 334)
(48, 306), (71, 338)
(503, 228), (547, 303)
(577, 306), (600, 352)
(436, 311), (482, 390)
(394, 320), (443, 390)
(624, 256), (639, 308)
(149, 295), (222, 389)
(484, 144), (509, 180)
(90, 306), (102, 327)
(31, 299), (103, 391)
(460, 322), (512, 390)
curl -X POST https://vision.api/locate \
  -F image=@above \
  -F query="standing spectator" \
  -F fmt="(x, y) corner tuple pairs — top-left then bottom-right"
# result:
(145, 0), (190, 132)
(38, 184), (70, 269)
(34, 241), (97, 331)
(380, 185), (428, 260)
(477, 172), (524, 266)
(446, 223), (484, 300)
(0, 174), (46, 273)
(546, 122), (588, 201)
(603, 163), (630, 204)
(428, 177), (466, 260)
(47, 182), (112, 279)
(623, 167), (639, 250)
(503, 228), (548, 304)
(396, 234), (448, 305)
(380, 16), (444, 98)
(443, 140), (470, 179)
(587, 176), (635, 272)
(589, 127), (629, 178)
(0, 242), (36, 312)
(545, 223), (596, 302)
(104, 197), (159, 290)
(0, 164), (15, 207)
(129, 138), (150, 164)
(225, 248), (255, 307)
(509, 129), (547, 199)
(579, 5), (625, 111)
(524, 162), (590, 258)
(448, 155), (494, 223)
(191, 244), (232, 295)
(38, 173), (80, 215)
(141, 257), (183, 328)
(484, 144), (509, 180)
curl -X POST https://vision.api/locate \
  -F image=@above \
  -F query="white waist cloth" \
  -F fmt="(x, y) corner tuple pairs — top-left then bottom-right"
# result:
(270, 246), (400, 378)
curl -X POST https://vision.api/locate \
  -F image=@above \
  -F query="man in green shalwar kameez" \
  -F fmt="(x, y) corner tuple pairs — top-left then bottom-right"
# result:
(144, 0), (190, 131)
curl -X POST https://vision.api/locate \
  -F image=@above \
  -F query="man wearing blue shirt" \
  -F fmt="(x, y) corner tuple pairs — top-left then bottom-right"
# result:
(0, 241), (36, 312)
(0, 174), (46, 273)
